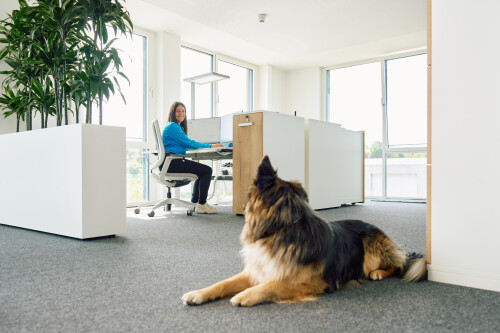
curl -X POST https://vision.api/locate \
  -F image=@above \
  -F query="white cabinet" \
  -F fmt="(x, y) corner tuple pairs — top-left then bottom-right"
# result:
(306, 119), (364, 210)
(233, 111), (305, 214)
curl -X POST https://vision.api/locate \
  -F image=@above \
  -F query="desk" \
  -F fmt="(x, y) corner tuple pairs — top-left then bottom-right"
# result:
(185, 147), (233, 161)
(185, 147), (233, 203)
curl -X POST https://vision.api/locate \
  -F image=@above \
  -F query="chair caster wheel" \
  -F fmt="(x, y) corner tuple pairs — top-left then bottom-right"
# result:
(187, 210), (193, 216)
(148, 211), (155, 217)
(134, 208), (140, 214)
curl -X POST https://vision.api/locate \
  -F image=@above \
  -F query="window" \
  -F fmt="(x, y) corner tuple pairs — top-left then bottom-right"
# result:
(100, 29), (152, 203)
(327, 53), (427, 200)
(181, 47), (213, 119)
(386, 54), (427, 147)
(217, 60), (253, 116)
(327, 62), (383, 197)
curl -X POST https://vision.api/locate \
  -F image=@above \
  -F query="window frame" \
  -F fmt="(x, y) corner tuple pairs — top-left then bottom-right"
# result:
(324, 49), (427, 200)
(122, 27), (156, 206)
(181, 43), (256, 118)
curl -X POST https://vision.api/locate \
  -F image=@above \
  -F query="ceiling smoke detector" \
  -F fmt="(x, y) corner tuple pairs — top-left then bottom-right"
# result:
(258, 13), (267, 23)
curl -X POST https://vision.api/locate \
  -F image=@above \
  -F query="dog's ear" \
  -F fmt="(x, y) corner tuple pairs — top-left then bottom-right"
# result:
(254, 155), (277, 190)
(257, 155), (277, 179)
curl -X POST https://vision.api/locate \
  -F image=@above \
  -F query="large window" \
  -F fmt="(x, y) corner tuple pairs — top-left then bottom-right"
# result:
(386, 55), (427, 147)
(181, 46), (254, 119)
(217, 60), (253, 116)
(181, 47), (213, 119)
(327, 53), (427, 199)
(327, 62), (383, 197)
(100, 29), (152, 203)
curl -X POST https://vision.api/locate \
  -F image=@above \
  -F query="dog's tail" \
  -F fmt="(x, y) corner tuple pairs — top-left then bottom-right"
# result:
(401, 252), (427, 282)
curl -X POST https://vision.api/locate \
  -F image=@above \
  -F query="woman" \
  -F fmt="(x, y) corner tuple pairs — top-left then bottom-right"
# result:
(162, 101), (222, 214)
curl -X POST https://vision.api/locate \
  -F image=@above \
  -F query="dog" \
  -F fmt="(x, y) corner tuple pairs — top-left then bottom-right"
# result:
(182, 155), (427, 306)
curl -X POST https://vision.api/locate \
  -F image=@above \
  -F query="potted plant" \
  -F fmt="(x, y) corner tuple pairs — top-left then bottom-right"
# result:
(0, 0), (133, 239)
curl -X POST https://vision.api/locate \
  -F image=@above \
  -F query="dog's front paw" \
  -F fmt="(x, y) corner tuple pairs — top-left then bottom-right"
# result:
(369, 270), (385, 280)
(230, 290), (259, 307)
(182, 291), (204, 305)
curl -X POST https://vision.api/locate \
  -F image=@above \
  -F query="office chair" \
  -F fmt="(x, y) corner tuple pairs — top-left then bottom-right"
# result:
(134, 120), (197, 217)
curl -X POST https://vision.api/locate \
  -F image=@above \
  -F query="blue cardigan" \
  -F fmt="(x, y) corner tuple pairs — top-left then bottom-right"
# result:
(162, 122), (210, 155)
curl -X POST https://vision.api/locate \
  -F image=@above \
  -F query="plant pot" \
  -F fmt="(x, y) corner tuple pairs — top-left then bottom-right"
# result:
(0, 123), (126, 239)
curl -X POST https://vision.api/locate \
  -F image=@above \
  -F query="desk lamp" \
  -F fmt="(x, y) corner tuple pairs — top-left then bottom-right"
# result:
(184, 72), (230, 119)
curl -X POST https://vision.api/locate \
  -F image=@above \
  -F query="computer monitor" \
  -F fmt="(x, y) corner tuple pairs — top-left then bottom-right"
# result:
(187, 117), (221, 144)
(220, 114), (233, 144)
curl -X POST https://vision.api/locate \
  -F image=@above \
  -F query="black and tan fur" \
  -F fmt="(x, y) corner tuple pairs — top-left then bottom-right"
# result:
(182, 156), (427, 306)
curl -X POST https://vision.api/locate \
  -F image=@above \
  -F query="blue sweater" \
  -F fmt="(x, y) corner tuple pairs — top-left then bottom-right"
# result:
(162, 122), (210, 155)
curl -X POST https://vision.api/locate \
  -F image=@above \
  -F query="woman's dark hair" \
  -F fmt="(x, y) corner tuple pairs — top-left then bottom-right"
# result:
(168, 101), (188, 134)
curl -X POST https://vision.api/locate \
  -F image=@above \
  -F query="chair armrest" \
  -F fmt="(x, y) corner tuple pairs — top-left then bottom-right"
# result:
(157, 154), (188, 177)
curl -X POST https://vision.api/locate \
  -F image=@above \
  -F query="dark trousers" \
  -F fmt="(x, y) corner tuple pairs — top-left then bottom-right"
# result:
(167, 159), (212, 205)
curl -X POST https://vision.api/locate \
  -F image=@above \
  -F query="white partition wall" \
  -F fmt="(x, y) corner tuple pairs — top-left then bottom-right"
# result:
(306, 119), (364, 210)
(429, 1), (500, 292)
(0, 124), (126, 239)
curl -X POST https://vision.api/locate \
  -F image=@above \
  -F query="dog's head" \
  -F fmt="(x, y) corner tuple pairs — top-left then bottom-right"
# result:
(241, 155), (311, 244)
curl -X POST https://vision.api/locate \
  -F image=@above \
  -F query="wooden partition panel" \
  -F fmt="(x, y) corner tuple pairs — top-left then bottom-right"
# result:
(232, 113), (263, 214)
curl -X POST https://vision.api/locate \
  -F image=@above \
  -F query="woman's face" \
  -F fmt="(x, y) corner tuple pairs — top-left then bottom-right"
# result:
(175, 105), (186, 124)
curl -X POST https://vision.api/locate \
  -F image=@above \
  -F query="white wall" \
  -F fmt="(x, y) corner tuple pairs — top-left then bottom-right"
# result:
(286, 67), (321, 120)
(255, 64), (270, 110)
(429, 0), (500, 292)
(255, 64), (287, 114)
(256, 65), (322, 119)
(155, 31), (181, 124)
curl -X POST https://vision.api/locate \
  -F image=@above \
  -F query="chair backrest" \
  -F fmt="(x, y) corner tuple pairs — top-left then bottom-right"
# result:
(150, 120), (165, 172)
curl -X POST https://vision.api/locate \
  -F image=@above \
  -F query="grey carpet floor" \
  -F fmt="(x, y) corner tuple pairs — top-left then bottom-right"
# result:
(1, 201), (499, 332)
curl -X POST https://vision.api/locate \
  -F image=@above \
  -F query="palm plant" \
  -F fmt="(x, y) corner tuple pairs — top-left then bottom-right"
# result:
(0, 85), (29, 132)
(80, 0), (133, 124)
(0, 0), (38, 130)
(0, 0), (133, 131)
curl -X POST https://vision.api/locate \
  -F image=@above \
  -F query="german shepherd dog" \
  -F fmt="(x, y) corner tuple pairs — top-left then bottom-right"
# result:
(182, 156), (427, 306)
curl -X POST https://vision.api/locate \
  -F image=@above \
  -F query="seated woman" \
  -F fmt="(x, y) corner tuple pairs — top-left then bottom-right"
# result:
(162, 101), (222, 214)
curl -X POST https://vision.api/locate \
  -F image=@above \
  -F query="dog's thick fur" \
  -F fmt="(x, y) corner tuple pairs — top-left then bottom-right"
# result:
(182, 156), (427, 306)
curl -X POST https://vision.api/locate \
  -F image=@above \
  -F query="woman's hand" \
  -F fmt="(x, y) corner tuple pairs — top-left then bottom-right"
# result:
(210, 143), (223, 148)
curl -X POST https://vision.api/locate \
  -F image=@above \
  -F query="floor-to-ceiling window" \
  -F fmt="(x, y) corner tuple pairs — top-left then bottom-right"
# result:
(100, 28), (154, 204)
(217, 59), (253, 116)
(180, 47), (254, 119)
(181, 46), (213, 119)
(385, 54), (427, 198)
(327, 62), (383, 197)
(327, 53), (427, 200)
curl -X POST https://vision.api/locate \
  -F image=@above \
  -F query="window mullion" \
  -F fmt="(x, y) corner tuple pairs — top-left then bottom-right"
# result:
(381, 60), (388, 199)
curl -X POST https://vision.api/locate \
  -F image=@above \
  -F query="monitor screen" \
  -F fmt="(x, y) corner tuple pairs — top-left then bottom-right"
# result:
(187, 118), (221, 144)
(220, 114), (233, 144)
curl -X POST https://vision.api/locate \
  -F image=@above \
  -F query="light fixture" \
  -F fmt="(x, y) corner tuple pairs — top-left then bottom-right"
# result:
(258, 13), (267, 23)
(183, 72), (230, 119)
(184, 72), (230, 85)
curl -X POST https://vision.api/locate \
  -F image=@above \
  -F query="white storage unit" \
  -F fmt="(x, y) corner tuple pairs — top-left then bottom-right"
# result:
(233, 111), (305, 214)
(0, 124), (126, 239)
(306, 119), (364, 210)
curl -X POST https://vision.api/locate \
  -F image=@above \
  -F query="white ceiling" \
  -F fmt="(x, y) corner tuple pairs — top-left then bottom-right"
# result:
(125, 0), (427, 70)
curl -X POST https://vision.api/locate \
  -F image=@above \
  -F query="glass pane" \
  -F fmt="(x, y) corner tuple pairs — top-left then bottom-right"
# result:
(386, 152), (427, 198)
(217, 60), (252, 117)
(181, 47), (213, 119)
(127, 148), (149, 202)
(101, 31), (146, 141)
(386, 54), (427, 147)
(328, 62), (382, 196)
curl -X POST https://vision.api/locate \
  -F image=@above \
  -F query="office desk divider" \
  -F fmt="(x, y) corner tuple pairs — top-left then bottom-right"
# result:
(232, 111), (364, 213)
